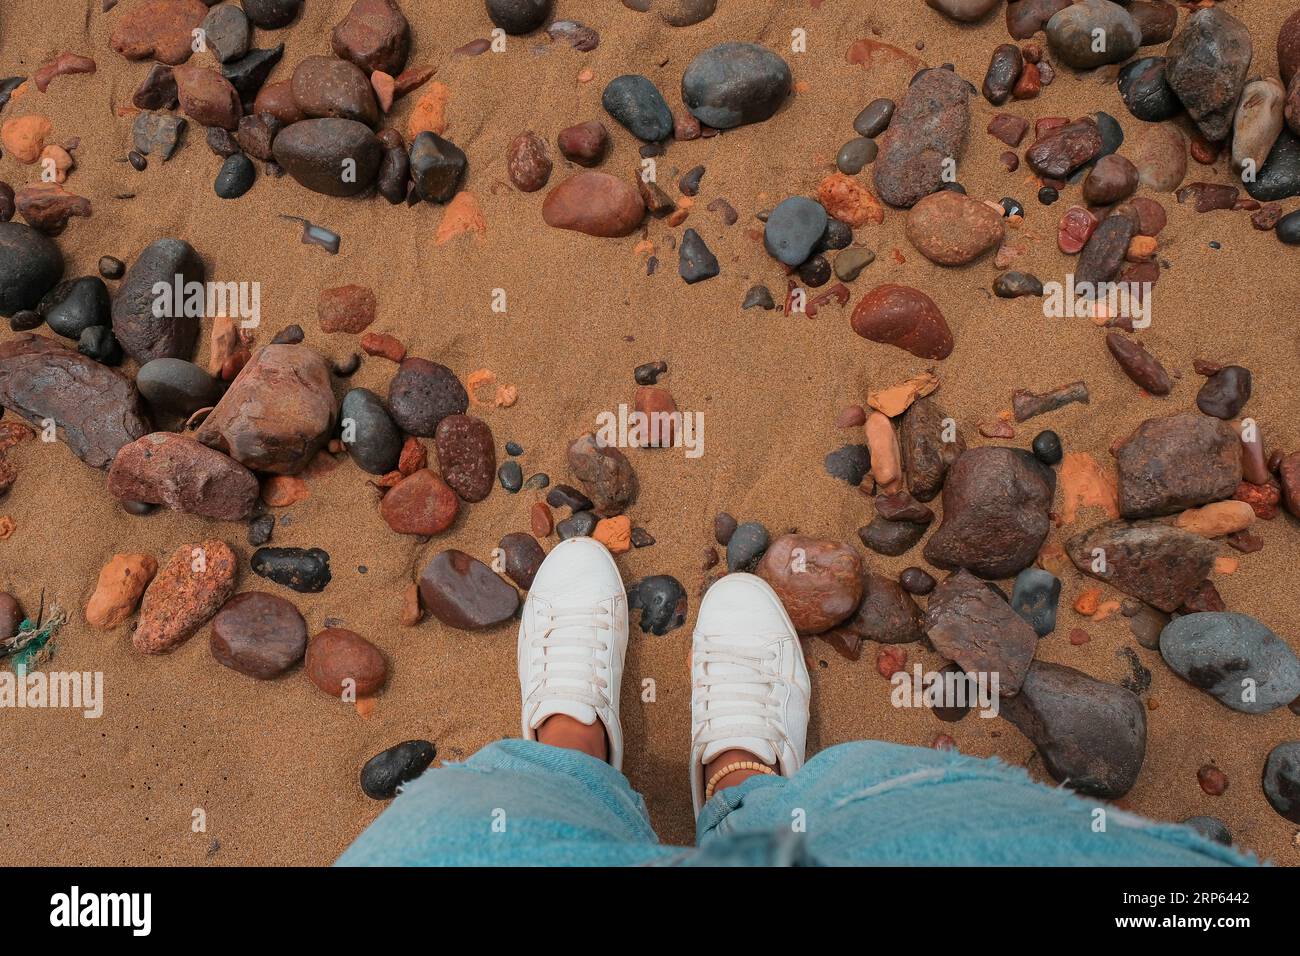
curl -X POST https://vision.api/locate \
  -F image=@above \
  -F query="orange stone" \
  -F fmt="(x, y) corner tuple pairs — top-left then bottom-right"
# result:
(593, 515), (632, 553)
(406, 80), (449, 139)
(262, 475), (310, 507)
(435, 191), (486, 245)
(1, 114), (52, 164)
(816, 172), (884, 227)
(85, 553), (159, 629)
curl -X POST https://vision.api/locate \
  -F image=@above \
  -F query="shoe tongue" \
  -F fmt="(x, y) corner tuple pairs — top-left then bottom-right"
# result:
(702, 736), (778, 769)
(530, 698), (597, 731)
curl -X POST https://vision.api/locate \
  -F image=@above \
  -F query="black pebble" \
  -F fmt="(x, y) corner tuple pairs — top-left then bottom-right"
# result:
(215, 154), (256, 198)
(547, 484), (593, 512)
(631, 527), (655, 548)
(1038, 186), (1058, 205)
(248, 513), (275, 547)
(814, 219), (852, 253)
(271, 324), (304, 344)
(999, 197), (1024, 218)
(824, 444), (871, 485)
(679, 228), (720, 283)
(726, 521), (769, 571)
(98, 256), (125, 280)
(556, 511), (598, 539)
(8, 310), (41, 332)
(628, 575), (687, 635)
(78, 326), (123, 365)
(361, 740), (437, 800)
(505, 440), (524, 456)
(128, 150), (147, 171)
(853, 98), (894, 138)
(634, 360), (668, 385)
(899, 567), (936, 595)
(523, 472), (550, 491)
(1031, 430), (1062, 465)
(939, 181), (966, 195)
(498, 460), (523, 492)
(41, 276), (111, 339)
(679, 165), (705, 196)
(1276, 210), (1300, 244)
(251, 546), (331, 593)
(798, 254), (831, 287)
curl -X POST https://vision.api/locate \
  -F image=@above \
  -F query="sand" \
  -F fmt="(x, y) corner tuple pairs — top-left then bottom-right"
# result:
(0, 0), (1297, 864)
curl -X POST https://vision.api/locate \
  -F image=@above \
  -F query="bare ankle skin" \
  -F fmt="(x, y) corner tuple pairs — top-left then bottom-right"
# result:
(536, 714), (609, 762)
(706, 748), (777, 795)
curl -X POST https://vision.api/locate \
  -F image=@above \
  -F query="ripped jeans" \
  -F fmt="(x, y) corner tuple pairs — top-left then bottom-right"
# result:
(335, 739), (1255, 866)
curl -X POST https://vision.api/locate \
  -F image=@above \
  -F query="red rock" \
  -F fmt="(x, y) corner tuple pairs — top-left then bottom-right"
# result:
(261, 474), (310, 507)
(876, 644), (907, 679)
(507, 130), (552, 192)
(331, 0), (411, 76)
(291, 56), (380, 127)
(872, 68), (971, 208)
(435, 414), (496, 502)
(398, 436), (426, 475)
(1234, 479), (1281, 520)
(1057, 205), (1099, 254)
(557, 121), (609, 166)
(371, 71), (395, 112)
(133, 540), (238, 654)
(1, 115), (52, 165)
(1066, 519), (1216, 612)
(542, 172), (645, 237)
(360, 331), (405, 362)
(987, 113), (1029, 146)
(632, 385), (677, 447)
(195, 344), (337, 475)
(756, 533), (864, 635)
(253, 80), (306, 125)
(567, 432), (638, 516)
(1280, 452), (1300, 518)
(816, 172), (884, 227)
(925, 568), (1038, 695)
(110, 0), (208, 65)
(108, 432), (259, 520)
(318, 284), (377, 333)
(210, 591), (308, 679)
(85, 553), (158, 629)
(381, 469), (459, 535)
(1011, 61), (1041, 99)
(15, 184), (91, 235)
(417, 550), (520, 629)
(530, 501), (554, 537)
(1115, 412), (1242, 518)
(1197, 763), (1229, 796)
(305, 627), (387, 696)
(173, 65), (242, 129)
(905, 190), (1005, 266)
(34, 52), (96, 93)
(850, 284), (954, 360)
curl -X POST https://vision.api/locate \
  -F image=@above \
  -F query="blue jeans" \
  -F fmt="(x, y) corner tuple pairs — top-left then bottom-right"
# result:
(336, 739), (1255, 866)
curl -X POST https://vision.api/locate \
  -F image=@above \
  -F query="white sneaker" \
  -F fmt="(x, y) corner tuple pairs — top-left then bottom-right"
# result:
(690, 573), (811, 816)
(518, 537), (630, 769)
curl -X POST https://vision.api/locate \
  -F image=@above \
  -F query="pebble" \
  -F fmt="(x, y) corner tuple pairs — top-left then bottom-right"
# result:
(1160, 612), (1300, 713)
(657, 0), (715, 26)
(248, 514), (275, 547)
(84, 553), (158, 629)
(202, 4), (250, 63)
(873, 68), (970, 208)
(628, 576), (687, 635)
(1231, 78), (1284, 176)
(378, 144), (409, 203)
(305, 627), (386, 697)
(853, 99), (894, 137)
(221, 44), (285, 106)
(762, 197), (827, 266)
(332, 0), (411, 75)
(824, 444), (871, 485)
(1262, 742), (1300, 822)
(1244, 130), (1300, 202)
(1165, 8), (1252, 142)
(898, 396), (964, 502)
(1046, 0), (1141, 68)
(132, 111), (187, 161)
(409, 131), (467, 203)
(1116, 412), (1241, 518)
(982, 44), (1023, 106)
(1076, 209), (1137, 286)
(833, 247), (875, 281)
(339, 388), (401, 474)
(857, 516), (927, 556)
(1000, 660), (1147, 797)
(1278, 209), (1300, 244)
(133, 540), (238, 654)
(486, 0), (552, 34)
(924, 447), (1054, 579)
(681, 43), (791, 129)
(498, 460), (523, 493)
(899, 566), (936, 595)
(905, 190), (1005, 266)
(1175, 500), (1255, 538)
(1132, 123), (1187, 192)
(251, 546), (333, 593)
(850, 284), (953, 360)
(135, 358), (222, 419)
(1194, 366), (1251, 420)
(418, 549), (519, 629)
(741, 285), (775, 309)
(567, 433), (638, 515)
(843, 573), (925, 645)
(556, 511), (598, 539)
(557, 122), (609, 166)
(110, 0), (208, 65)
(926, 568), (1038, 694)
(679, 229), (719, 283)
(387, 358), (468, 437)
(726, 521), (769, 571)
(543, 171), (645, 237)
(547, 484), (593, 512)
(97, 256), (125, 281)
(993, 271), (1043, 298)
(498, 532), (545, 589)
(1011, 567), (1061, 636)
(634, 361), (667, 385)
(836, 138), (877, 175)
(253, 80), (304, 125)
(507, 130), (551, 192)
(173, 65), (241, 130)
(1083, 154), (1138, 206)
(381, 469), (459, 535)
(1117, 57), (1179, 123)
(523, 472), (549, 491)
(273, 118), (382, 196)
(1067, 519), (1215, 612)
(209, 591), (307, 679)
(434, 414), (496, 502)
(236, 112), (282, 160)
(1026, 117), (1102, 179)
(1183, 816), (1232, 845)
(40, 276), (110, 340)
(547, 20), (600, 51)
(214, 153), (255, 198)
(1284, 10), (1300, 86)
(360, 740), (436, 800)
(713, 512), (737, 546)
(602, 75), (674, 141)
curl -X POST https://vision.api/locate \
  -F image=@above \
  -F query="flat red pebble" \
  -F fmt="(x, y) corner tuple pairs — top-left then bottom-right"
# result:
(1057, 206), (1099, 254)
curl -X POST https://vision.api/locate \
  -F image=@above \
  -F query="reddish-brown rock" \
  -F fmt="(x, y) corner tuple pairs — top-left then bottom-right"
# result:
(507, 130), (552, 192)
(566, 432), (638, 516)
(1279, 451), (1300, 518)
(851, 284), (954, 360)
(435, 414), (496, 502)
(542, 172), (645, 237)
(755, 534), (863, 635)
(872, 68), (971, 208)
(85, 553), (158, 629)
(905, 190), (1005, 266)
(417, 550), (520, 629)
(899, 396), (965, 502)
(841, 572), (924, 644)
(331, 0), (411, 76)
(173, 65), (242, 129)
(210, 591), (308, 679)
(318, 284), (377, 333)
(305, 627), (387, 696)
(1115, 412), (1242, 518)
(380, 468), (459, 535)
(924, 568), (1038, 696)
(253, 80), (306, 125)
(133, 540), (238, 654)
(110, 0), (208, 65)
(1066, 519), (1217, 612)
(108, 432), (259, 521)
(557, 121), (609, 166)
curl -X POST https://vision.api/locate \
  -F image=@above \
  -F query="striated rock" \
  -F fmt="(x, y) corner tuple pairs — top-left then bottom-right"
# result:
(209, 591), (307, 679)
(380, 468), (459, 535)
(418, 549), (519, 629)
(1160, 612), (1300, 714)
(1115, 412), (1241, 518)
(387, 357), (468, 437)
(755, 534), (863, 635)
(542, 172), (645, 237)
(331, 0), (410, 76)
(1066, 519), (1216, 612)
(1165, 8), (1252, 142)
(924, 447), (1054, 579)
(133, 539), (238, 653)
(305, 627), (386, 696)
(273, 118), (383, 197)
(851, 285), (953, 360)
(108, 432), (258, 521)
(111, 238), (204, 364)
(567, 433), (638, 516)
(85, 553), (158, 629)
(905, 190), (1005, 266)
(0, 334), (149, 468)
(872, 68), (970, 208)
(1118, 57), (1180, 123)
(1001, 660), (1146, 797)
(195, 345), (336, 474)
(435, 414), (496, 502)
(924, 568), (1038, 695)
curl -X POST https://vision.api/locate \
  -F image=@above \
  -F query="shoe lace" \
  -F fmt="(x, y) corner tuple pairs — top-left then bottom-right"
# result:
(694, 637), (787, 748)
(527, 603), (613, 711)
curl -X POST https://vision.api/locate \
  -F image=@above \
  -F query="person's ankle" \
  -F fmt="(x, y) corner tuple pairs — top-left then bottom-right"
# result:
(705, 748), (776, 797)
(536, 714), (610, 762)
